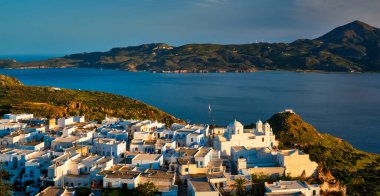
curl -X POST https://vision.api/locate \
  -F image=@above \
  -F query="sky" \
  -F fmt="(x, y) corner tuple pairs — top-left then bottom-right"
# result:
(1, 0), (380, 55)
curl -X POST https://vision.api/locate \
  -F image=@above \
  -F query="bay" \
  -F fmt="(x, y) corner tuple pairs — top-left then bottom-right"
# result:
(1, 68), (379, 154)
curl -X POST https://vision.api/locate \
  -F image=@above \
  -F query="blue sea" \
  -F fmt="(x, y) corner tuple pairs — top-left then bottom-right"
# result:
(1, 68), (379, 154)
(0, 54), (62, 62)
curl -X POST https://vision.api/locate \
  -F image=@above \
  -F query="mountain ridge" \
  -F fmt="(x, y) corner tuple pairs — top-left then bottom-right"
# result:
(1, 20), (380, 72)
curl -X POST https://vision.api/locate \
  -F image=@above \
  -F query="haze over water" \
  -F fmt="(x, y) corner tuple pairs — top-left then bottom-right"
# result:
(1, 68), (379, 154)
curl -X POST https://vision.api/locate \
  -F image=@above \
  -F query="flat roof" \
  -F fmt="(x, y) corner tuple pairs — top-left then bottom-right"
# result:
(194, 147), (211, 158)
(53, 136), (77, 143)
(105, 173), (139, 179)
(178, 148), (198, 157)
(231, 146), (247, 152)
(266, 181), (307, 191)
(133, 154), (162, 161)
(190, 181), (215, 192)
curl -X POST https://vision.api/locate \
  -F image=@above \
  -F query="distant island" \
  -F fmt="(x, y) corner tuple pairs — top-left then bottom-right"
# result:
(1, 20), (380, 73)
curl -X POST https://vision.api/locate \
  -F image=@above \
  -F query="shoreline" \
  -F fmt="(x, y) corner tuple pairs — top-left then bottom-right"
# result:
(1, 66), (379, 74)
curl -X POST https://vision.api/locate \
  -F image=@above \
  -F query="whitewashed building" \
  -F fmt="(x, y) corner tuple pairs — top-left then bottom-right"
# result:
(213, 120), (276, 156)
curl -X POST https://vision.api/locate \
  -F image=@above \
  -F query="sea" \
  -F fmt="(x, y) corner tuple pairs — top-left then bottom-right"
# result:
(1, 67), (379, 154)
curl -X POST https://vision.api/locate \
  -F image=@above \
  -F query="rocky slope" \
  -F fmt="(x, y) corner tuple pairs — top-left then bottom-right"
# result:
(267, 111), (380, 195)
(0, 74), (182, 125)
(0, 74), (23, 86)
(1, 21), (379, 72)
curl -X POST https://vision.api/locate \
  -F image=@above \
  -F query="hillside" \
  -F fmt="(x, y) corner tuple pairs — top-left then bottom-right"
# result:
(267, 111), (380, 195)
(0, 74), (182, 125)
(0, 74), (22, 86)
(1, 21), (380, 72)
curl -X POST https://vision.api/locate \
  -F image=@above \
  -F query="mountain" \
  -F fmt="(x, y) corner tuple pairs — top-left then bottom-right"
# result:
(267, 111), (380, 195)
(0, 74), (182, 125)
(1, 20), (380, 72)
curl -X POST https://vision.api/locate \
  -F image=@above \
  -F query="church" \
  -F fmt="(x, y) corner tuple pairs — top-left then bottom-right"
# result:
(213, 120), (276, 156)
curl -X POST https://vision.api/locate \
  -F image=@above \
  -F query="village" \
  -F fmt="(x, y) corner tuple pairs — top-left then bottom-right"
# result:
(0, 111), (321, 196)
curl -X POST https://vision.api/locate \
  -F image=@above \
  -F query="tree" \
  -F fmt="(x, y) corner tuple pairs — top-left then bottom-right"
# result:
(230, 177), (247, 196)
(0, 161), (12, 196)
(136, 182), (158, 196)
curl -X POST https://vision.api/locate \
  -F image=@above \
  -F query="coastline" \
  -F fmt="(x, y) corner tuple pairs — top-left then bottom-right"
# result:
(1, 66), (378, 74)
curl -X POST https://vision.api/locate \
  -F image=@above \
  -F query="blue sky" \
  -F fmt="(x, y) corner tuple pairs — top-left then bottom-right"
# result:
(1, 0), (379, 55)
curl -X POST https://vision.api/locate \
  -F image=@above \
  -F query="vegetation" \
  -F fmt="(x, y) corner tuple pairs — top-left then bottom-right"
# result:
(1, 21), (379, 72)
(135, 181), (158, 196)
(0, 162), (12, 196)
(0, 181), (12, 196)
(230, 177), (248, 196)
(266, 111), (380, 195)
(0, 74), (183, 125)
(75, 187), (91, 196)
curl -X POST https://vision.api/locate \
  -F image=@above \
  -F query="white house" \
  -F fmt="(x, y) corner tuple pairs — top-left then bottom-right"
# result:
(101, 165), (141, 189)
(186, 132), (205, 147)
(131, 154), (163, 169)
(213, 120), (276, 156)
(265, 181), (320, 196)
(93, 138), (127, 158)
(3, 113), (34, 122)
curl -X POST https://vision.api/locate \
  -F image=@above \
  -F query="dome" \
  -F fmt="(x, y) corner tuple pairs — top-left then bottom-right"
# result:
(228, 120), (243, 128)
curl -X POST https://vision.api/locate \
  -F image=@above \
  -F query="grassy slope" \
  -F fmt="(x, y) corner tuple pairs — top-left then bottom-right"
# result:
(0, 74), (182, 125)
(267, 112), (380, 194)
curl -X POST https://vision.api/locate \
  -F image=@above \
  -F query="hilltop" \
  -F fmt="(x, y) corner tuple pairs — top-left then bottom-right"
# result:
(267, 111), (380, 194)
(0, 74), (23, 86)
(1, 21), (380, 72)
(0, 74), (182, 125)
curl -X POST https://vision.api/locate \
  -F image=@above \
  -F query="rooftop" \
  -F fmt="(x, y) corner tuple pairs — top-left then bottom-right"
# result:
(231, 146), (247, 152)
(133, 154), (162, 161)
(194, 147), (211, 158)
(53, 136), (77, 143)
(265, 181), (307, 191)
(105, 172), (140, 179)
(178, 148), (198, 157)
(36, 186), (75, 196)
(189, 180), (216, 192)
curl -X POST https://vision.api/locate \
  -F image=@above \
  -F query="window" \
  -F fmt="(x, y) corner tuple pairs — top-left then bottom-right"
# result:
(185, 168), (189, 172)
(262, 138), (264, 142)
(191, 138), (193, 142)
